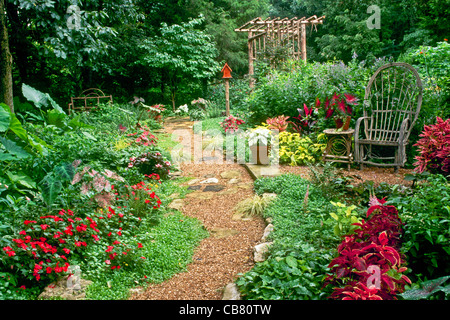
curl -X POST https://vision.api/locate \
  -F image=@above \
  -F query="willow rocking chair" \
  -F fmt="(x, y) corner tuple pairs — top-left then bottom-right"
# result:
(354, 62), (423, 172)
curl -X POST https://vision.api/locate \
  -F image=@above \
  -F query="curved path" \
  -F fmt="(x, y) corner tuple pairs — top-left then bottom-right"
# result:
(129, 117), (266, 300)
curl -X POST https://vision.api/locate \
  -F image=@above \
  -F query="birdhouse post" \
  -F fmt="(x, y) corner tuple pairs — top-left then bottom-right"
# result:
(221, 63), (232, 116)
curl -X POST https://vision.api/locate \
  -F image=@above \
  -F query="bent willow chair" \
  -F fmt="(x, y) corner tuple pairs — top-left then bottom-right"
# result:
(354, 62), (423, 171)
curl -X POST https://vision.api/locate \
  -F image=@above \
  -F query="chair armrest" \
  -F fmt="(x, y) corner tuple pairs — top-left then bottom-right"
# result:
(398, 118), (411, 144)
(354, 116), (370, 143)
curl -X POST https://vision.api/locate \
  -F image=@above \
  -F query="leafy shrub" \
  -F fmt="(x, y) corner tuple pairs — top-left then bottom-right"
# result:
(244, 60), (368, 126)
(324, 199), (411, 300)
(400, 275), (450, 300)
(413, 117), (450, 176)
(401, 41), (450, 123)
(277, 131), (326, 166)
(127, 151), (173, 180)
(328, 201), (361, 237)
(392, 174), (450, 279)
(236, 246), (332, 300)
(219, 114), (245, 134)
(0, 205), (145, 285)
(237, 174), (339, 300)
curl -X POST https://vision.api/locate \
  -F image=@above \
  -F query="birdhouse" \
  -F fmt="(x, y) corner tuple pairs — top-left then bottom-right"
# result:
(221, 63), (232, 79)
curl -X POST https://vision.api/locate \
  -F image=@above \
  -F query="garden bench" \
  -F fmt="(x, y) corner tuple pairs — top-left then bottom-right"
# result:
(354, 62), (423, 172)
(68, 88), (113, 115)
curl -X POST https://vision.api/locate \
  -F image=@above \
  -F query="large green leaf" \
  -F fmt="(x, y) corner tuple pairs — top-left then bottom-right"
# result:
(0, 104), (28, 141)
(47, 109), (66, 127)
(6, 171), (37, 189)
(54, 162), (75, 182)
(0, 137), (31, 159)
(39, 175), (62, 207)
(22, 83), (47, 109)
(46, 93), (66, 114)
(0, 105), (11, 132)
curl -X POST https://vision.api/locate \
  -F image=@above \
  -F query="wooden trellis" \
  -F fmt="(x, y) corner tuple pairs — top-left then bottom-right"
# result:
(235, 16), (325, 84)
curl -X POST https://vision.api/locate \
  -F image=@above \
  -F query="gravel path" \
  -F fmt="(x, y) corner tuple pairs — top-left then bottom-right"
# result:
(129, 117), (414, 300)
(129, 118), (266, 300)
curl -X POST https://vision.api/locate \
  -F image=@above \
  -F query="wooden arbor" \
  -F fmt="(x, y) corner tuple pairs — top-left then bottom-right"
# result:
(354, 63), (423, 171)
(235, 16), (325, 85)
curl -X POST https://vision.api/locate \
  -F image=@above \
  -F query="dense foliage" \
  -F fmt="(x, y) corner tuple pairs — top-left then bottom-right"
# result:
(0, 86), (208, 299)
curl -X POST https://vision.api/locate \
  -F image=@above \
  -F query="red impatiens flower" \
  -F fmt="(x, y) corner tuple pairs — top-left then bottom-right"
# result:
(2, 246), (15, 257)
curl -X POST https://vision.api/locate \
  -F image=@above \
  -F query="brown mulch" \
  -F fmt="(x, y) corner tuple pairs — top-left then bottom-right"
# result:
(129, 118), (413, 300)
(279, 165), (414, 187)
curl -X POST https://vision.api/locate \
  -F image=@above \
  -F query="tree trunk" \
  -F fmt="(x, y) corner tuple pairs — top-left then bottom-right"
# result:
(0, 0), (14, 113)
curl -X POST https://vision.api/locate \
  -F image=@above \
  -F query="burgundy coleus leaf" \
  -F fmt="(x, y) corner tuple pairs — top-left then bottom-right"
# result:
(367, 205), (382, 218)
(338, 98), (347, 114)
(354, 257), (367, 271)
(336, 267), (347, 278)
(378, 231), (389, 246)
(325, 106), (334, 119)
(344, 93), (358, 105)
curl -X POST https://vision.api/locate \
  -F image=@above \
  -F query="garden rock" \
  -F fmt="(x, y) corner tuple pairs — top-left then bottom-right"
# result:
(222, 283), (241, 300)
(200, 177), (219, 184)
(228, 178), (240, 184)
(187, 178), (201, 185)
(188, 185), (202, 190)
(203, 185), (225, 192)
(261, 224), (274, 242)
(168, 199), (184, 211)
(220, 170), (241, 180)
(253, 242), (273, 262)
(38, 275), (92, 300)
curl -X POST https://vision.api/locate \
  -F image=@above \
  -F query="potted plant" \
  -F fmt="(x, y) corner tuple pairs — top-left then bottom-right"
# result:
(247, 126), (272, 165)
(324, 93), (358, 130)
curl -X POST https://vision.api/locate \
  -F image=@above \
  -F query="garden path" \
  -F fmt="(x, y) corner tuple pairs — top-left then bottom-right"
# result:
(129, 117), (266, 300)
(128, 117), (414, 300)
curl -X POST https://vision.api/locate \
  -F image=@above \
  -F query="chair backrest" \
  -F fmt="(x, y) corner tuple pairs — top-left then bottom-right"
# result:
(363, 62), (423, 143)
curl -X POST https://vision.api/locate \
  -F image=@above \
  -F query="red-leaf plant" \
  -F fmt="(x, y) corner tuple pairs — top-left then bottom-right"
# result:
(413, 116), (450, 176)
(324, 199), (411, 300)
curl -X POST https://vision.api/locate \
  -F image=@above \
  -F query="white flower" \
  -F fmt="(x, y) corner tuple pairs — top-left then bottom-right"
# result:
(178, 104), (189, 113)
(247, 127), (272, 146)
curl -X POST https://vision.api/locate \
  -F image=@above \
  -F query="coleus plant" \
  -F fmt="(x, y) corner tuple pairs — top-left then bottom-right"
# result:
(413, 116), (450, 176)
(265, 115), (290, 132)
(324, 199), (411, 300)
(290, 101), (319, 134)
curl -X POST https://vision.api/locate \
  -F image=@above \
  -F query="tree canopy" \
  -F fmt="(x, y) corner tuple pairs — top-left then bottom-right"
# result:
(0, 0), (448, 111)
